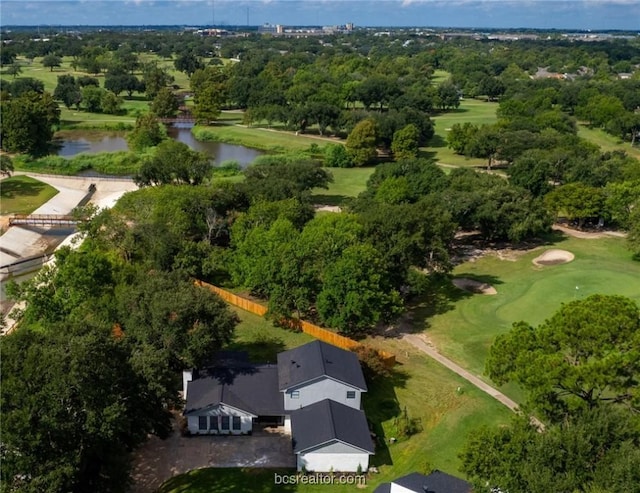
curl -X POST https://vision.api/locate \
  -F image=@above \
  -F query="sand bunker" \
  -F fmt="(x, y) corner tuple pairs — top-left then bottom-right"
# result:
(452, 277), (497, 295)
(532, 249), (575, 266)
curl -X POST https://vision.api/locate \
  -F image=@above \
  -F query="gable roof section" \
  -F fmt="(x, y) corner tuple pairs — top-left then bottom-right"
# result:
(184, 364), (284, 417)
(291, 399), (374, 454)
(277, 340), (367, 391)
(388, 471), (472, 493)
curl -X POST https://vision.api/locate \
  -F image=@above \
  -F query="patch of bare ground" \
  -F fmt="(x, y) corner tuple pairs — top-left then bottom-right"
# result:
(451, 231), (545, 265)
(552, 224), (627, 239)
(452, 277), (497, 295)
(532, 249), (575, 266)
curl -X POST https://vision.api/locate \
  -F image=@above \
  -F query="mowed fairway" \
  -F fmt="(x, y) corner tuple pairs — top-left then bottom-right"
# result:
(425, 99), (499, 167)
(419, 235), (640, 385)
(0, 175), (59, 215)
(577, 124), (640, 161)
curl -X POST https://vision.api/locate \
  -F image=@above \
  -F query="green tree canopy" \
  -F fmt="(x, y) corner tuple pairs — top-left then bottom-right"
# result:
(345, 118), (378, 166)
(391, 123), (420, 161)
(486, 295), (640, 420)
(126, 113), (165, 151)
(135, 140), (211, 186)
(1, 324), (166, 493)
(317, 243), (403, 334)
(0, 90), (60, 155)
(461, 407), (640, 493)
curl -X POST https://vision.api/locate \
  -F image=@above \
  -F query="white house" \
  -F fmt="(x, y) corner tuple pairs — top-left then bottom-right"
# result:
(278, 340), (368, 411)
(291, 399), (375, 473)
(183, 340), (374, 472)
(183, 363), (284, 435)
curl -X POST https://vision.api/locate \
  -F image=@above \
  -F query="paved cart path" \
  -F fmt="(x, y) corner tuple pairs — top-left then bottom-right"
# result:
(402, 333), (545, 430)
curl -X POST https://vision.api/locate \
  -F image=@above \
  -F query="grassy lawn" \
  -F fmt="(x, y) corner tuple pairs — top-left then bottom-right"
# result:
(424, 99), (499, 167)
(312, 167), (375, 205)
(416, 234), (640, 388)
(193, 124), (331, 154)
(0, 175), (59, 214)
(577, 124), (640, 160)
(159, 309), (512, 492)
(226, 308), (314, 363)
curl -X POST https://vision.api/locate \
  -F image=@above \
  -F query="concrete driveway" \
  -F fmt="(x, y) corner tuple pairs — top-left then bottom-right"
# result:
(130, 425), (295, 493)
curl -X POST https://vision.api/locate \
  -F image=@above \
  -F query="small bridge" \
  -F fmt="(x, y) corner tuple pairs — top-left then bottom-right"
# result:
(9, 214), (83, 227)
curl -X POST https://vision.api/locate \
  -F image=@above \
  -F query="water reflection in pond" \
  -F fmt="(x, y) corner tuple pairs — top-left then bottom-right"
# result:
(54, 124), (263, 167)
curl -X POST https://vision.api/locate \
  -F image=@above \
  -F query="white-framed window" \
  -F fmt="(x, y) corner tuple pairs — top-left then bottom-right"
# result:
(210, 416), (218, 430)
(346, 391), (356, 399)
(290, 390), (300, 399)
(198, 416), (207, 430)
(232, 416), (241, 430)
(221, 416), (230, 430)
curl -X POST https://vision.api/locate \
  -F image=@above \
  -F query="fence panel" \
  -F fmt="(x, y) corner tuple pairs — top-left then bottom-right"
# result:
(195, 280), (395, 368)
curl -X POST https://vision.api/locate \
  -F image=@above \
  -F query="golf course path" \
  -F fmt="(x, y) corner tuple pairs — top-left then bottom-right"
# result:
(402, 333), (545, 430)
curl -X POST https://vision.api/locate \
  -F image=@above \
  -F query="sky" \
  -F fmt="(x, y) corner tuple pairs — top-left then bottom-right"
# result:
(1, 1), (639, 30)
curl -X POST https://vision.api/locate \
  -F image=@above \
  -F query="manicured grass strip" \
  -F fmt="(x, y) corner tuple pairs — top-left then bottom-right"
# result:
(312, 167), (375, 205)
(577, 124), (640, 160)
(0, 175), (59, 215)
(192, 125), (330, 154)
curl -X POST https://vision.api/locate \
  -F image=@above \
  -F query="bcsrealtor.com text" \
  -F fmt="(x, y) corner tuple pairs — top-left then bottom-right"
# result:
(274, 473), (366, 486)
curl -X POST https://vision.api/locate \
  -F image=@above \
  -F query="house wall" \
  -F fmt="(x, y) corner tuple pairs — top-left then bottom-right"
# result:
(390, 484), (419, 493)
(284, 415), (292, 434)
(297, 450), (370, 473)
(182, 370), (193, 399)
(284, 378), (362, 411)
(187, 403), (254, 435)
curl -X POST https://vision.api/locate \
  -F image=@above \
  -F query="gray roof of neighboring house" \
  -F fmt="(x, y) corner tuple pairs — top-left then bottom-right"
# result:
(184, 364), (284, 417)
(277, 340), (367, 391)
(373, 471), (472, 493)
(291, 399), (375, 454)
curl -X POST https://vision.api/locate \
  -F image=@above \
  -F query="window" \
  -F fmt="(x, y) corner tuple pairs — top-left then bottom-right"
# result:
(198, 416), (207, 430)
(210, 416), (218, 430)
(290, 390), (300, 399)
(221, 416), (230, 430)
(346, 391), (356, 399)
(232, 416), (241, 430)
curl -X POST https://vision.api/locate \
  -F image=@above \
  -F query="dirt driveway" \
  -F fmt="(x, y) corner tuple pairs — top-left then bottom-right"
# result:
(130, 425), (295, 493)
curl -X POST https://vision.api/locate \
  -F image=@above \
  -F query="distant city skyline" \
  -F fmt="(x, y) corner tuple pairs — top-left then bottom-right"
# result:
(1, 1), (639, 31)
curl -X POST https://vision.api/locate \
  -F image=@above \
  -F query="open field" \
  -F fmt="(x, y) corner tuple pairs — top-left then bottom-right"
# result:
(156, 308), (512, 492)
(414, 234), (640, 390)
(0, 175), (59, 215)
(424, 99), (499, 167)
(312, 167), (375, 205)
(577, 124), (640, 160)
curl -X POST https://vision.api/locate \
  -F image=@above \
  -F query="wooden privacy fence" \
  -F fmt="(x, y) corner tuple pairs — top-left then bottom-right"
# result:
(194, 280), (396, 368)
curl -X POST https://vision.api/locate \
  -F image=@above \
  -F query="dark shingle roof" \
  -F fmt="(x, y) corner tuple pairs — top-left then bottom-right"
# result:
(184, 364), (284, 416)
(291, 399), (374, 454)
(377, 471), (471, 493)
(277, 340), (367, 391)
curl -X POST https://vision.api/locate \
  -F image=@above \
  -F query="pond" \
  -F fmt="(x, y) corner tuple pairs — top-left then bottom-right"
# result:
(53, 124), (263, 167)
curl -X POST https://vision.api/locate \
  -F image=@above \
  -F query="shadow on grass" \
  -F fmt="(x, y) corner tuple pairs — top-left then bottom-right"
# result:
(364, 367), (409, 467)
(158, 468), (296, 493)
(0, 177), (48, 200)
(227, 335), (287, 364)
(406, 277), (473, 333)
(311, 193), (350, 207)
(452, 273), (504, 287)
(427, 133), (448, 149)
